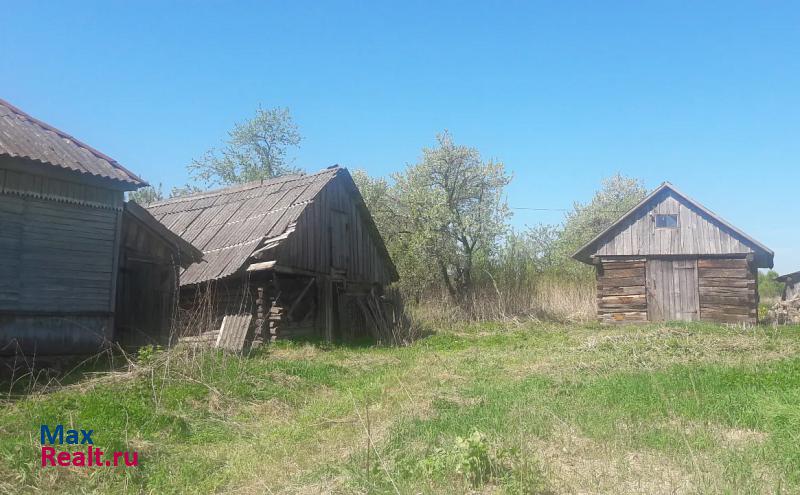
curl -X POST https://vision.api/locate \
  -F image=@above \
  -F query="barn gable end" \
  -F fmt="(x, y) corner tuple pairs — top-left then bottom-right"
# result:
(574, 183), (773, 267)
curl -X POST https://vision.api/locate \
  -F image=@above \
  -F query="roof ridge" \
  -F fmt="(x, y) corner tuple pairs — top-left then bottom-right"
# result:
(147, 167), (339, 207)
(0, 97), (144, 185)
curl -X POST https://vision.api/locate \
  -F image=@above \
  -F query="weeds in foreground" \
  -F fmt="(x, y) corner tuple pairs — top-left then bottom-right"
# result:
(1, 322), (799, 494)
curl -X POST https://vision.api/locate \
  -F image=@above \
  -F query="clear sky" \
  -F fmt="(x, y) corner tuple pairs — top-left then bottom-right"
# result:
(2, 1), (798, 272)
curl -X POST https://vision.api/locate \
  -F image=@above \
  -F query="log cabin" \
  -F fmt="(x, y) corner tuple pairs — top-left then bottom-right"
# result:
(0, 98), (199, 356)
(146, 166), (399, 342)
(573, 182), (774, 324)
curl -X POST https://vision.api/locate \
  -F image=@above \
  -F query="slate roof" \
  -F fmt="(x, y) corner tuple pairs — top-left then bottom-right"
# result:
(146, 167), (339, 285)
(0, 98), (144, 187)
(776, 271), (800, 284)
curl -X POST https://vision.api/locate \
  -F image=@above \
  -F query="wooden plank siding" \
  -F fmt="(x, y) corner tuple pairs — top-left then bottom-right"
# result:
(645, 258), (699, 321)
(272, 175), (396, 286)
(0, 188), (119, 313)
(595, 191), (754, 258)
(0, 162), (126, 355)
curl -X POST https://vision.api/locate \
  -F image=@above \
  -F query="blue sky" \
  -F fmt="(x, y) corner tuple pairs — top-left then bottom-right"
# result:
(2, 1), (798, 272)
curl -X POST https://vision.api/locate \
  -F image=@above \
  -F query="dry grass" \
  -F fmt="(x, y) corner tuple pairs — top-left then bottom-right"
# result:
(411, 276), (595, 327)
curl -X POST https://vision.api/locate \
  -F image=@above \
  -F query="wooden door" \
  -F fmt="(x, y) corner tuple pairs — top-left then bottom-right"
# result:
(646, 259), (699, 321)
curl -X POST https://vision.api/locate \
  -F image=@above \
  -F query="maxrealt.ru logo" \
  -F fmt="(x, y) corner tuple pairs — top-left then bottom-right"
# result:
(40, 425), (138, 467)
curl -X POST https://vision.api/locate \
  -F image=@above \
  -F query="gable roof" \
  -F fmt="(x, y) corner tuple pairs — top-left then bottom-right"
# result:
(146, 166), (397, 285)
(572, 182), (774, 267)
(776, 271), (800, 284)
(124, 201), (204, 267)
(0, 98), (145, 188)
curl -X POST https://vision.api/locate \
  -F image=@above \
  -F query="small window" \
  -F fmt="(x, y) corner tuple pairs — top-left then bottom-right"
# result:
(655, 214), (678, 228)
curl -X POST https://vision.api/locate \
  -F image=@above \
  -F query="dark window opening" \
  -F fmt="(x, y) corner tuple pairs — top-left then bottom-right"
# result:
(655, 214), (678, 228)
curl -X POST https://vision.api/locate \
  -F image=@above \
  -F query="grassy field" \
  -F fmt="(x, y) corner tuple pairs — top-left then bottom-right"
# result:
(1, 321), (800, 494)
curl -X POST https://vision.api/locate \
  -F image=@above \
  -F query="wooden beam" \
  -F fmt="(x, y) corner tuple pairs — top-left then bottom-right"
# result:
(246, 261), (276, 272)
(286, 277), (315, 322)
(323, 276), (333, 342)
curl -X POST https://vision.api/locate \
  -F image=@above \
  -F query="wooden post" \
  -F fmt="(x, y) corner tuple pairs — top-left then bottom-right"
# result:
(108, 203), (125, 346)
(255, 287), (266, 342)
(323, 276), (333, 343)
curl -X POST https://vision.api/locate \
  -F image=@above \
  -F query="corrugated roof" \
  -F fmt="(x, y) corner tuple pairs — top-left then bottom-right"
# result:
(777, 271), (800, 283)
(146, 168), (339, 285)
(0, 98), (145, 188)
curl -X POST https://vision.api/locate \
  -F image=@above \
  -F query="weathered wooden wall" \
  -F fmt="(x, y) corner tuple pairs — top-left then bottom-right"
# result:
(0, 163), (124, 354)
(596, 191), (756, 258)
(596, 259), (648, 323)
(273, 175), (396, 286)
(115, 208), (181, 348)
(697, 258), (757, 324)
(596, 256), (758, 325)
(646, 258), (699, 321)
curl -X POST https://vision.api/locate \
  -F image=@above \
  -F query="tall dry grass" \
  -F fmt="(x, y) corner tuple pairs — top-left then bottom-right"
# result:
(409, 274), (596, 327)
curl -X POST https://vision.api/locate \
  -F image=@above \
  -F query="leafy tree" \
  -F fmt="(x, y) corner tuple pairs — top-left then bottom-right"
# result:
(490, 225), (561, 288)
(169, 184), (204, 198)
(189, 106), (302, 187)
(551, 173), (648, 275)
(393, 132), (511, 301)
(758, 270), (785, 299)
(128, 183), (164, 205)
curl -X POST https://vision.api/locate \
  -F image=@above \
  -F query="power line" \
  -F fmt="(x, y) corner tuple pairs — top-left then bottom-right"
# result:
(510, 207), (631, 213)
(510, 207), (568, 211)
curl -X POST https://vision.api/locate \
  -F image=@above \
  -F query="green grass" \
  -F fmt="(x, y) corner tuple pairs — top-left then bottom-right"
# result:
(2, 322), (800, 494)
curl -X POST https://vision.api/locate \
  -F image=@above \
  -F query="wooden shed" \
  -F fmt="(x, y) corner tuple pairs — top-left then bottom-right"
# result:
(0, 98), (145, 355)
(776, 271), (800, 301)
(146, 166), (399, 342)
(115, 202), (203, 349)
(573, 182), (774, 324)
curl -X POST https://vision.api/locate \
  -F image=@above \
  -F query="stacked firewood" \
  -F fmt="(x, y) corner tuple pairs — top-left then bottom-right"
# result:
(768, 297), (800, 325)
(268, 305), (285, 342)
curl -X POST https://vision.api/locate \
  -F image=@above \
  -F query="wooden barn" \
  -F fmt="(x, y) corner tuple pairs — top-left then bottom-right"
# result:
(777, 271), (800, 301)
(146, 166), (399, 343)
(0, 98), (198, 356)
(573, 182), (774, 324)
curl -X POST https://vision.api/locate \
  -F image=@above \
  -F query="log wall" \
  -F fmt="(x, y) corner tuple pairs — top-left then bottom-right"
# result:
(697, 258), (757, 324)
(596, 259), (648, 323)
(596, 256), (758, 325)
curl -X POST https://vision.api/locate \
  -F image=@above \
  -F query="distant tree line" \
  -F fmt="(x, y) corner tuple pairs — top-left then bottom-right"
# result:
(129, 105), (649, 307)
